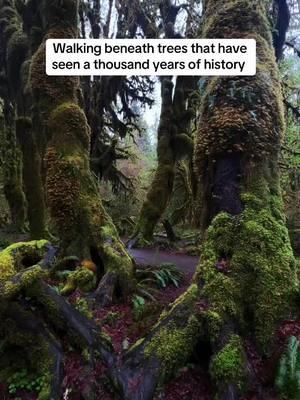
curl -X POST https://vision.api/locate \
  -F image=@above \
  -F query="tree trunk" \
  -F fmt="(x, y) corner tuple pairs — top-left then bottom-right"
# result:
(0, 100), (26, 231)
(133, 76), (175, 244)
(30, 0), (135, 300)
(113, 1), (298, 399)
(0, 0), (47, 238)
(16, 117), (47, 239)
(133, 76), (195, 244)
(192, 0), (298, 396)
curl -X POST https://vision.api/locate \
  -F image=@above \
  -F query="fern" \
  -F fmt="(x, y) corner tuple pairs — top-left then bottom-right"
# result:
(276, 336), (300, 399)
(137, 262), (183, 290)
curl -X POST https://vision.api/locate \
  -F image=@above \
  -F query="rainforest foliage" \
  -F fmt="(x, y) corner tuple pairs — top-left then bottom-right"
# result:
(0, 0), (299, 400)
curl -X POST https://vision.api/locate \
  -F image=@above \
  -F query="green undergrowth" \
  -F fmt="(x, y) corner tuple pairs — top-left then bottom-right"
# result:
(276, 336), (300, 399)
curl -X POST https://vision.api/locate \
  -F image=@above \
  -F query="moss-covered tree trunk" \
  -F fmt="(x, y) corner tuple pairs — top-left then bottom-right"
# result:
(133, 76), (195, 244)
(133, 76), (175, 244)
(191, 0), (297, 397)
(16, 116), (47, 239)
(0, 0), (47, 238)
(30, 0), (134, 302)
(0, 99), (26, 232)
(113, 2), (298, 399)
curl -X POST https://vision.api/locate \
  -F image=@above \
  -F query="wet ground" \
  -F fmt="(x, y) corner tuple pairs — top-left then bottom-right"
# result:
(128, 247), (199, 274)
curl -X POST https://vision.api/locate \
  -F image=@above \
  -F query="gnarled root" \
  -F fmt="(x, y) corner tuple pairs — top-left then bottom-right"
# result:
(1, 301), (64, 400)
(114, 283), (202, 400)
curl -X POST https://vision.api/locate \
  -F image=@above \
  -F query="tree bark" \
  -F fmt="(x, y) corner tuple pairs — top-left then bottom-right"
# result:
(30, 0), (135, 300)
(110, 1), (299, 398)
(0, 0), (47, 238)
(0, 100), (26, 232)
(133, 76), (196, 244)
(193, 0), (298, 396)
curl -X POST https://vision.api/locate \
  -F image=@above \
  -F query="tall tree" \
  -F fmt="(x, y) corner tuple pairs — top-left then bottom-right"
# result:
(193, 0), (297, 396)
(0, 1), (27, 232)
(0, 0), (47, 238)
(30, 0), (135, 303)
(111, 1), (298, 399)
(132, 0), (199, 244)
(133, 75), (196, 243)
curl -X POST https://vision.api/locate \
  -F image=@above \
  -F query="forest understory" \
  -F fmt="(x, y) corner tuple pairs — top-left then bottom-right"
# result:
(0, 0), (300, 400)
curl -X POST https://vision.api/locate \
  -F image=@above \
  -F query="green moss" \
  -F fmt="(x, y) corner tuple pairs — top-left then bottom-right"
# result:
(100, 330), (112, 345)
(204, 310), (222, 343)
(60, 267), (96, 295)
(210, 334), (246, 393)
(141, 283), (200, 380)
(144, 315), (201, 378)
(0, 240), (48, 284)
(195, 173), (297, 351)
(73, 297), (93, 319)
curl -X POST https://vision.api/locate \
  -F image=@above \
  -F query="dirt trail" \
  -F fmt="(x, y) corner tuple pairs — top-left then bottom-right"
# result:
(128, 247), (199, 274)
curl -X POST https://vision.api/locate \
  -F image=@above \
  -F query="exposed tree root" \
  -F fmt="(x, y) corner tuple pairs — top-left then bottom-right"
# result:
(0, 240), (278, 400)
(92, 270), (120, 306)
(3, 302), (64, 400)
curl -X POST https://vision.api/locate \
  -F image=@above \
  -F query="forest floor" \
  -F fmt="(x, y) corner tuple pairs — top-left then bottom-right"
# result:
(0, 234), (299, 399)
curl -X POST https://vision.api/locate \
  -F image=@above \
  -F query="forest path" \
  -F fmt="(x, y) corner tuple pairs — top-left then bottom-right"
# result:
(128, 247), (199, 274)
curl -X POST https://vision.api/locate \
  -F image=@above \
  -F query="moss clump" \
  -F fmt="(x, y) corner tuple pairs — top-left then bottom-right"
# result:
(0, 240), (48, 283)
(204, 310), (222, 344)
(210, 334), (247, 394)
(49, 103), (91, 152)
(73, 297), (93, 319)
(144, 315), (201, 379)
(0, 240), (49, 299)
(60, 267), (96, 295)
